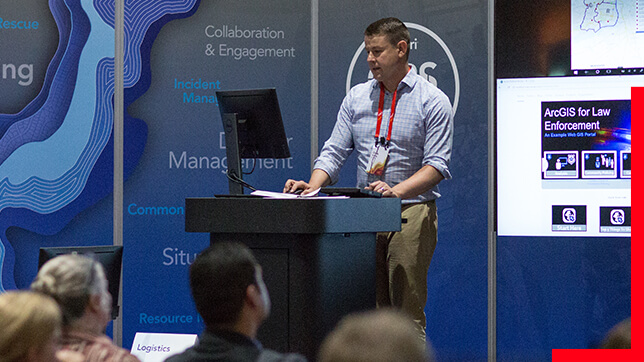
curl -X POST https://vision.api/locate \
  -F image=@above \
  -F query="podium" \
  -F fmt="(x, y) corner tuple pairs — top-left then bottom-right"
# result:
(185, 197), (401, 359)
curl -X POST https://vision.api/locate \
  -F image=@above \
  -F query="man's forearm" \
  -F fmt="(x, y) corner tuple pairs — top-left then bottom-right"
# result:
(390, 165), (444, 199)
(308, 169), (332, 189)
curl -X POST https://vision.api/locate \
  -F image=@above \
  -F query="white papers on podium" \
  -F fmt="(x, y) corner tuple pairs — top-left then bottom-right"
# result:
(250, 188), (347, 199)
(130, 332), (198, 361)
(251, 190), (310, 198)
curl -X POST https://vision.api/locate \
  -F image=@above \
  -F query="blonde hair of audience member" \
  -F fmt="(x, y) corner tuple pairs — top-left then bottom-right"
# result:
(318, 309), (433, 362)
(0, 290), (62, 362)
(31, 254), (112, 334)
(600, 317), (631, 349)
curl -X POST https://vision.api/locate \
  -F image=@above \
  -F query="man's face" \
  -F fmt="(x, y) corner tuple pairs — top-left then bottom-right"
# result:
(95, 267), (113, 328)
(254, 266), (271, 320)
(364, 34), (404, 85)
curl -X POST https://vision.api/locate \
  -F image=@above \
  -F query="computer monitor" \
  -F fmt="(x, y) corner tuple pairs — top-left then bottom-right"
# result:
(38, 245), (123, 320)
(216, 88), (290, 194)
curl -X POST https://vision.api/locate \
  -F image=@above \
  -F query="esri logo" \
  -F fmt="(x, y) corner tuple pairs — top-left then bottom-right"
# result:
(346, 22), (460, 115)
(562, 208), (577, 224)
(610, 209), (625, 225)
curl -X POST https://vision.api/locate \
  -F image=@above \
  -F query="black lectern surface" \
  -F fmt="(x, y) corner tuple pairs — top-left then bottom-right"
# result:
(185, 197), (401, 360)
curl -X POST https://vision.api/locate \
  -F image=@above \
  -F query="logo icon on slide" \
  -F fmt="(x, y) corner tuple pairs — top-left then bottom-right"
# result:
(610, 209), (625, 225)
(562, 208), (576, 223)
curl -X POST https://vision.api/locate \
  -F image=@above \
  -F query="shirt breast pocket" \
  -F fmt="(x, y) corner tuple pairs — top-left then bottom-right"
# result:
(392, 111), (425, 147)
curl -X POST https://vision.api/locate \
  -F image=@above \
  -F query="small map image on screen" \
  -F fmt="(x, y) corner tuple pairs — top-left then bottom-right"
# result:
(543, 151), (579, 178)
(582, 150), (618, 178)
(599, 206), (631, 233)
(621, 151), (631, 178)
(552, 205), (587, 232)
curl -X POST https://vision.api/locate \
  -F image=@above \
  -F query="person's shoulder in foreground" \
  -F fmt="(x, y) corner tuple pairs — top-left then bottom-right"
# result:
(62, 330), (140, 362)
(258, 349), (307, 362)
(164, 329), (306, 362)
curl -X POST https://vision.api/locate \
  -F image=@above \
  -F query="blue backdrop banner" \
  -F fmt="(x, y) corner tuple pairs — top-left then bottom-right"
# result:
(122, 0), (311, 347)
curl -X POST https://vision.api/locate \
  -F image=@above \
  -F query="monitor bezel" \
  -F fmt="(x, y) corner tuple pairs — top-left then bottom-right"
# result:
(216, 88), (291, 160)
(38, 245), (123, 320)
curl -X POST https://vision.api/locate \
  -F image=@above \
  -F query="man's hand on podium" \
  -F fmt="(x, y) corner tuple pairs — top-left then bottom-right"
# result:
(283, 179), (317, 195)
(285, 169), (332, 196)
(366, 180), (400, 198)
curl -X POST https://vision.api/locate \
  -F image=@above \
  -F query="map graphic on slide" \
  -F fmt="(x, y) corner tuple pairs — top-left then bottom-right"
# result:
(580, 1), (619, 32)
(572, 0), (644, 70)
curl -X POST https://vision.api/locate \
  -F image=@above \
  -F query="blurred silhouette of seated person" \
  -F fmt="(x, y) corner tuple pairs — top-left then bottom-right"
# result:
(600, 317), (630, 349)
(31, 254), (140, 362)
(166, 242), (306, 362)
(318, 309), (434, 362)
(0, 290), (83, 362)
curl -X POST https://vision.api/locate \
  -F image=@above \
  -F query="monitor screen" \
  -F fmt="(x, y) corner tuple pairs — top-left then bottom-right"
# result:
(216, 88), (290, 159)
(496, 75), (640, 236)
(38, 245), (123, 319)
(495, 0), (644, 78)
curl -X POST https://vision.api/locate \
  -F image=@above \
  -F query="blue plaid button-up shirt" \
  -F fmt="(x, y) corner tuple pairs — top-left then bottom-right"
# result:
(314, 70), (453, 204)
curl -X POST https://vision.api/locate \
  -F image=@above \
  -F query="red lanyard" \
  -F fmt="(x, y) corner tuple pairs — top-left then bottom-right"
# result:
(375, 83), (398, 145)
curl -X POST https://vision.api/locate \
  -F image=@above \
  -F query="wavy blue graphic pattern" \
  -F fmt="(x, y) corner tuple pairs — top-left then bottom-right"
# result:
(0, 0), (71, 134)
(0, 0), (200, 292)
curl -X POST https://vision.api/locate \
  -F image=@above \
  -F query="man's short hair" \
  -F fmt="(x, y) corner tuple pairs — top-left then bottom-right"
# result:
(364, 17), (411, 59)
(190, 242), (259, 326)
(318, 309), (431, 362)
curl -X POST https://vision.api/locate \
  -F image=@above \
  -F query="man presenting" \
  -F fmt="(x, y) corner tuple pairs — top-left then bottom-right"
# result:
(284, 17), (453, 340)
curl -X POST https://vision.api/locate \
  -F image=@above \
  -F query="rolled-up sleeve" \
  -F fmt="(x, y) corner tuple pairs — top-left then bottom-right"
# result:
(422, 91), (453, 180)
(313, 95), (355, 184)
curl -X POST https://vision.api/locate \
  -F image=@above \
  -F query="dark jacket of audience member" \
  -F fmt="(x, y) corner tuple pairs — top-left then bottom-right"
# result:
(165, 242), (306, 362)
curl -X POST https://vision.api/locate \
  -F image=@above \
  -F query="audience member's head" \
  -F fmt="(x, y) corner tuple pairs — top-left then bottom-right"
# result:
(318, 309), (433, 362)
(31, 254), (112, 333)
(600, 317), (631, 349)
(190, 242), (271, 337)
(0, 290), (62, 362)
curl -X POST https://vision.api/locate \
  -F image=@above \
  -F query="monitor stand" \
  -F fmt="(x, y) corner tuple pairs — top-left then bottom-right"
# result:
(222, 112), (244, 195)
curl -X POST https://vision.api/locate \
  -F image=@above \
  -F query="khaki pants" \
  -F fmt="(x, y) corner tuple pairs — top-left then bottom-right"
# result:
(376, 200), (437, 341)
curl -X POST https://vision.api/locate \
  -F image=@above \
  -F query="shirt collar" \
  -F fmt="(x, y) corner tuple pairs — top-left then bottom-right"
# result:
(204, 327), (262, 350)
(370, 66), (416, 93)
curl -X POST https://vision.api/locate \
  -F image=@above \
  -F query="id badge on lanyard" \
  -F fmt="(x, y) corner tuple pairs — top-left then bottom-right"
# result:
(367, 138), (389, 176)
(366, 84), (398, 176)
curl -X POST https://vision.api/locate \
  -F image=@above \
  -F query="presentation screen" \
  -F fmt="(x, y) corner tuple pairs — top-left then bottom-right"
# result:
(495, 0), (641, 237)
(496, 75), (641, 236)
